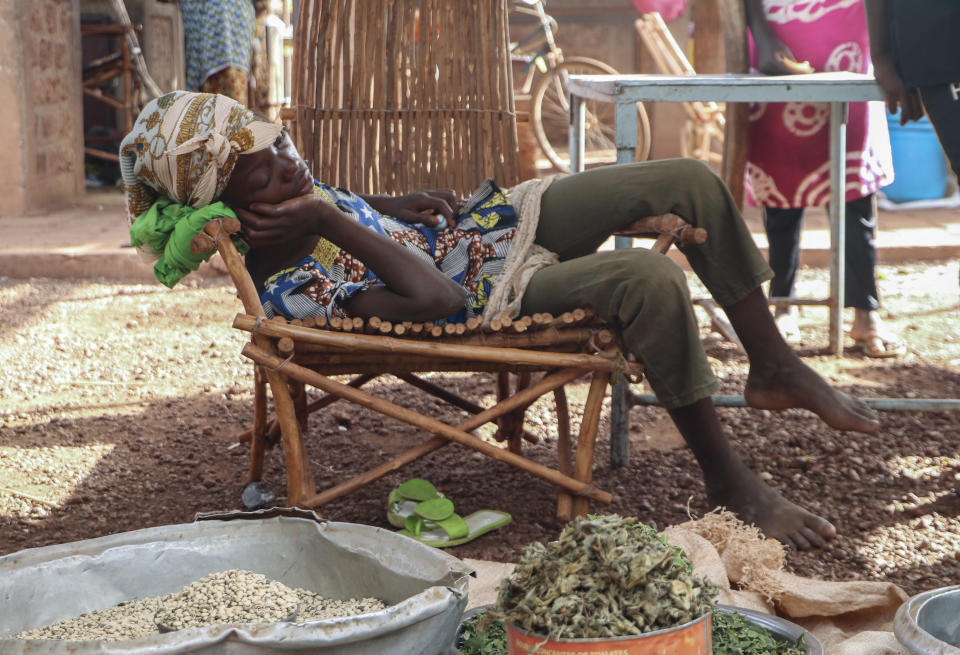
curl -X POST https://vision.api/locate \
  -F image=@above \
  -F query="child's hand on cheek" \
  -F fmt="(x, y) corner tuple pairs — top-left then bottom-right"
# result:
(237, 195), (333, 249)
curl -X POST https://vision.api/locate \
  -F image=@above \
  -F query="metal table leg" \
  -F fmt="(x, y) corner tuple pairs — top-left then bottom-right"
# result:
(828, 101), (848, 355)
(610, 100), (641, 468)
(569, 95), (585, 173)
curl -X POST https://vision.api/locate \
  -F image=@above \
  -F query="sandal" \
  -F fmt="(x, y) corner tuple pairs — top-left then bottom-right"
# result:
(387, 478), (511, 548)
(850, 331), (907, 358)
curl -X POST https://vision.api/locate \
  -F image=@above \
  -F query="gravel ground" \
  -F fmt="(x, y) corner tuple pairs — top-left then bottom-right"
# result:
(0, 260), (958, 600)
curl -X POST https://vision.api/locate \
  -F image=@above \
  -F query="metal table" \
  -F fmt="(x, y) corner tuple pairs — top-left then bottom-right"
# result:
(567, 72), (887, 465)
(568, 71), (887, 353)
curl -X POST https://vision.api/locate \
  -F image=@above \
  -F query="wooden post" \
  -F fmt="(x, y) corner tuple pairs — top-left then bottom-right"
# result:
(717, 0), (749, 210)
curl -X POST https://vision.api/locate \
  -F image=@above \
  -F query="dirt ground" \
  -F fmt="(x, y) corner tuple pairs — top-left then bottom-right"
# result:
(0, 260), (958, 598)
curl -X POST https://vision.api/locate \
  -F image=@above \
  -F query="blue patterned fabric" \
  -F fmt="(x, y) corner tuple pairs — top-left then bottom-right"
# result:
(260, 179), (518, 324)
(180, 0), (257, 91)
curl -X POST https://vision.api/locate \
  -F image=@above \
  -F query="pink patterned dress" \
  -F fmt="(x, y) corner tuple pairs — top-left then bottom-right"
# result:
(745, 0), (894, 208)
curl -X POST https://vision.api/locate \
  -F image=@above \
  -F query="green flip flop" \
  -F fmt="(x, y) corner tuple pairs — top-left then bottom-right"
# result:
(387, 478), (444, 529)
(387, 478), (512, 548)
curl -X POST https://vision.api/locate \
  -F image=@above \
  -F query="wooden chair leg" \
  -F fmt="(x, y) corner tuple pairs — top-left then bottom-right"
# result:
(507, 372), (531, 454)
(236, 374), (377, 446)
(244, 345), (613, 507)
(248, 365), (268, 483)
(495, 372), (514, 442)
(554, 386), (573, 520)
(400, 372), (540, 444)
(209, 224), (316, 506)
(264, 368), (316, 507)
(290, 379), (308, 431)
(571, 372), (610, 518)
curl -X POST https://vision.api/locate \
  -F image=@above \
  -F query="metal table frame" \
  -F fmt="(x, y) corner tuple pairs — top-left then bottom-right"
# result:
(568, 71), (887, 353)
(567, 72), (887, 465)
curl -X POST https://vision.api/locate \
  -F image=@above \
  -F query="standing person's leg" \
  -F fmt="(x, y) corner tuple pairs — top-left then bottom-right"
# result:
(764, 206), (804, 338)
(764, 207), (804, 300)
(843, 195), (903, 356)
(843, 195), (879, 313)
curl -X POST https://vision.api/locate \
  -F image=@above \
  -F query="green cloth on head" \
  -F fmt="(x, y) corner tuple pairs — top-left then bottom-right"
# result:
(130, 198), (249, 288)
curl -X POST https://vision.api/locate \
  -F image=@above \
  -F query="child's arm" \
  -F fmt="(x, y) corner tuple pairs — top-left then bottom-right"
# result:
(359, 190), (460, 228)
(239, 194), (467, 322)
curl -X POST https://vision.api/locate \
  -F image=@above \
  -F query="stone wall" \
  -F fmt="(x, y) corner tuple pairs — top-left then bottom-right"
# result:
(0, 0), (84, 216)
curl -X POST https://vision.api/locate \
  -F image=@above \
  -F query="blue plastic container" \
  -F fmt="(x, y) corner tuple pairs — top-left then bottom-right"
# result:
(882, 110), (949, 203)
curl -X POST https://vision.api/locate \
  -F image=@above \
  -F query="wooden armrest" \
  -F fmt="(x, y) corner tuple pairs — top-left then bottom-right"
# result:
(190, 216), (242, 254)
(613, 214), (708, 246)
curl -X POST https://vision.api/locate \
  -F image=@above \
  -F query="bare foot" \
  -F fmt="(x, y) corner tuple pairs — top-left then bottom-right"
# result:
(744, 357), (879, 434)
(706, 464), (837, 551)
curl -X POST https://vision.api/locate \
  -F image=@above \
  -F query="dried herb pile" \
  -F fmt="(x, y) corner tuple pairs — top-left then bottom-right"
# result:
(494, 514), (718, 639)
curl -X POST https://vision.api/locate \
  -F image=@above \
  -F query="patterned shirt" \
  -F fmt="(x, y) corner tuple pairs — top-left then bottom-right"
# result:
(260, 179), (517, 324)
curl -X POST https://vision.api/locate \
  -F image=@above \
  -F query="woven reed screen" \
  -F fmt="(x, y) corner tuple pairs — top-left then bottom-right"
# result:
(292, 0), (520, 197)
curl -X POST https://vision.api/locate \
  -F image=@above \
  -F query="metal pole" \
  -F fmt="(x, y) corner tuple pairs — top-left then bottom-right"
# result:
(630, 393), (960, 412)
(828, 101), (847, 354)
(609, 99), (640, 469)
(569, 95), (585, 173)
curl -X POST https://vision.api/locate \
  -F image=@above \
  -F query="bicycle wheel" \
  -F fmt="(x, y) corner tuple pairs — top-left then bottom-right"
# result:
(531, 56), (651, 173)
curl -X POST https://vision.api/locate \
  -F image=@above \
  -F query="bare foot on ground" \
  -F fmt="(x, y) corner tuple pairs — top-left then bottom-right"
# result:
(744, 358), (879, 434)
(706, 463), (837, 551)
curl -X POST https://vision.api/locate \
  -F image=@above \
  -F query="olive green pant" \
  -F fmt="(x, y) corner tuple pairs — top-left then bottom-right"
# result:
(519, 158), (773, 409)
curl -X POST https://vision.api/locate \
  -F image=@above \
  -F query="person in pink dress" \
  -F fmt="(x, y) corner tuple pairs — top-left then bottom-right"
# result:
(744, 0), (904, 357)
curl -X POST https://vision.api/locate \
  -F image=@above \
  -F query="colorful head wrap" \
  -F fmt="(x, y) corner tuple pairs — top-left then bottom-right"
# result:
(119, 91), (282, 286)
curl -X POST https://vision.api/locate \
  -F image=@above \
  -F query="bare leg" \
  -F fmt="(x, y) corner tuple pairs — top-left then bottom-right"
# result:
(668, 398), (836, 550)
(725, 288), (879, 434)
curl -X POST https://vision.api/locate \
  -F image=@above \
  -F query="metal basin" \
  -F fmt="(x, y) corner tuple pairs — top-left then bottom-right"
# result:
(0, 508), (472, 654)
(896, 585), (960, 655)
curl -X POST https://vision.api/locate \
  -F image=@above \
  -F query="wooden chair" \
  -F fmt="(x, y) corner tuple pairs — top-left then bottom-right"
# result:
(206, 0), (708, 520)
(195, 214), (704, 521)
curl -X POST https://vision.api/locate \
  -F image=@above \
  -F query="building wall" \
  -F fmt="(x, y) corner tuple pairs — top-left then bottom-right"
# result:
(0, 0), (84, 216)
(0, 2), (27, 215)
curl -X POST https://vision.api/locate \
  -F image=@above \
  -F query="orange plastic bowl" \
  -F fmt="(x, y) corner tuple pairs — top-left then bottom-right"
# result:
(505, 612), (711, 655)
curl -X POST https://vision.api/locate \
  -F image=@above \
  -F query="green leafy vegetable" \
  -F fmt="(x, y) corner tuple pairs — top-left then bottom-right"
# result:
(712, 610), (806, 655)
(456, 612), (507, 655)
